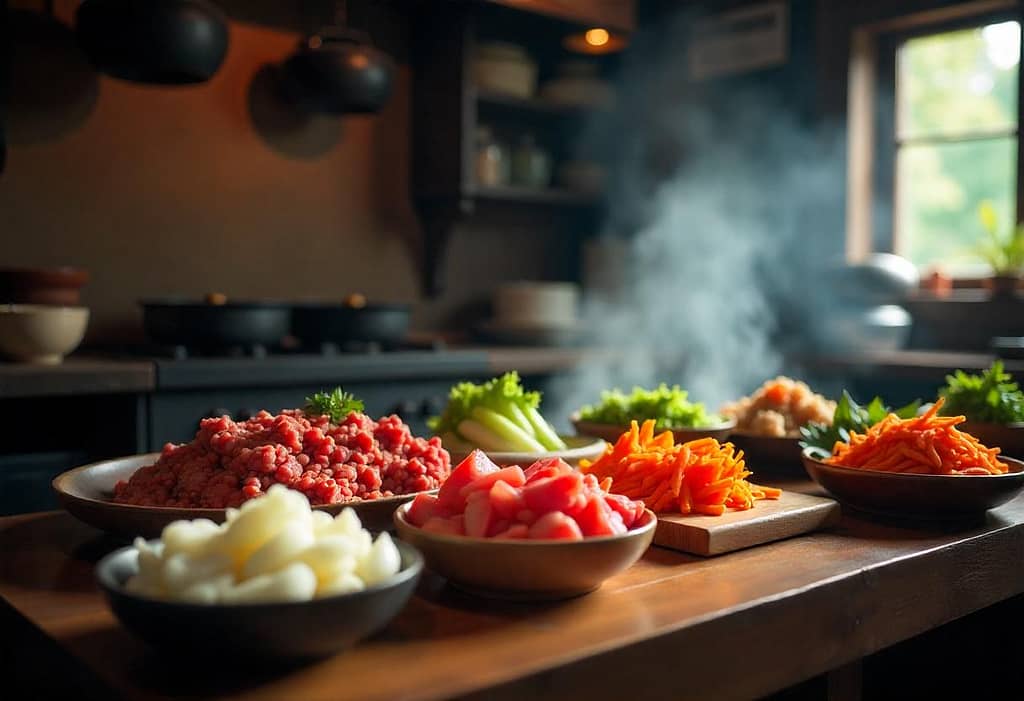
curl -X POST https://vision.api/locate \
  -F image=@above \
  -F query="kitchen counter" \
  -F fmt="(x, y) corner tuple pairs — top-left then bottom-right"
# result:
(799, 349), (1024, 378)
(5, 481), (1024, 700)
(0, 359), (155, 398)
(0, 347), (609, 397)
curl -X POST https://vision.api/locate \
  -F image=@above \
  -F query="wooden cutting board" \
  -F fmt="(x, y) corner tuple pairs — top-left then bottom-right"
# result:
(653, 491), (840, 556)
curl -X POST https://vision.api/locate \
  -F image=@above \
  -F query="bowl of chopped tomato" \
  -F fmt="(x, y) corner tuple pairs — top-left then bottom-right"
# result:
(393, 450), (656, 600)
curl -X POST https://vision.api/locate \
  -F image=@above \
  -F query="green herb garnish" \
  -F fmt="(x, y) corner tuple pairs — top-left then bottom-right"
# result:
(939, 361), (1024, 424)
(304, 387), (365, 423)
(577, 384), (719, 430)
(800, 390), (921, 456)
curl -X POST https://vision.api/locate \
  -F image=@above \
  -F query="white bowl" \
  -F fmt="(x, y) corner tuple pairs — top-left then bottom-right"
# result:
(494, 281), (579, 328)
(0, 304), (89, 364)
(444, 435), (607, 469)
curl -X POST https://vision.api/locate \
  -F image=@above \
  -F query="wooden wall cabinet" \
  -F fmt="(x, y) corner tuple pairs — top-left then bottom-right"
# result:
(409, 0), (632, 295)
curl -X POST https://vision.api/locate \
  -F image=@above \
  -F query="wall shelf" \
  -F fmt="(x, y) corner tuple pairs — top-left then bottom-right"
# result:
(410, 1), (629, 297)
(466, 184), (602, 206)
(475, 90), (604, 117)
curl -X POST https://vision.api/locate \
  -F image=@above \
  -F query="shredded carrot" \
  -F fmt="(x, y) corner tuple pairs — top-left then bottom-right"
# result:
(580, 419), (781, 515)
(826, 397), (1007, 475)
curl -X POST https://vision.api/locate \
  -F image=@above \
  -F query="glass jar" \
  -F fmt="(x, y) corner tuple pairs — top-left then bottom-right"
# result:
(511, 134), (552, 188)
(475, 126), (510, 187)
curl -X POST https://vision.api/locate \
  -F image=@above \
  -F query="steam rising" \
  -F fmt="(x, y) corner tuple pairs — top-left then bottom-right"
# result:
(549, 12), (847, 421)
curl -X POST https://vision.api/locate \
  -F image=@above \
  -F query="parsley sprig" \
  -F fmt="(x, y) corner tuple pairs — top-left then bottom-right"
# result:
(304, 388), (365, 423)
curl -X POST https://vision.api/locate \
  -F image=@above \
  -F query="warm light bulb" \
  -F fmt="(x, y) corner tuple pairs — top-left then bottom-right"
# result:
(585, 28), (610, 47)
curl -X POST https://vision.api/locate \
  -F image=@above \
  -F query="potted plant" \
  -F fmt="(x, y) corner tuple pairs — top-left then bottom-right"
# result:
(977, 201), (1024, 297)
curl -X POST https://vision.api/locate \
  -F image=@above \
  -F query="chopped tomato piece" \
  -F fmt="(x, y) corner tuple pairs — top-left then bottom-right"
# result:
(604, 493), (640, 529)
(406, 492), (440, 527)
(527, 512), (583, 540)
(489, 480), (526, 519)
(524, 457), (572, 481)
(492, 523), (530, 539)
(459, 466), (526, 498)
(463, 494), (496, 538)
(575, 496), (628, 536)
(422, 516), (463, 536)
(437, 450), (499, 510)
(522, 472), (583, 515)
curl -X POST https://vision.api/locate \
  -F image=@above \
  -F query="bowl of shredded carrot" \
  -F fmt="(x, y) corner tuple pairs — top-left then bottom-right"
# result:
(580, 419), (781, 516)
(801, 399), (1024, 518)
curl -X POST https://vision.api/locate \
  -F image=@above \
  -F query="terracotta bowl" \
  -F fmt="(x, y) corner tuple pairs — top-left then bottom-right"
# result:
(959, 422), (1024, 461)
(54, 454), (432, 539)
(96, 539), (422, 661)
(393, 503), (656, 600)
(571, 415), (735, 444)
(800, 448), (1024, 519)
(445, 435), (607, 469)
(0, 267), (89, 305)
(0, 304), (89, 364)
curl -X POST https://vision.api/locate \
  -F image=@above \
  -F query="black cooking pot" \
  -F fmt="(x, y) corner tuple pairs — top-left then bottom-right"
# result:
(281, 27), (394, 114)
(76, 0), (229, 84)
(291, 302), (410, 347)
(141, 299), (291, 348)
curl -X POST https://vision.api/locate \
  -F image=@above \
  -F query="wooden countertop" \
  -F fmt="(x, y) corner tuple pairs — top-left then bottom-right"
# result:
(5, 481), (1024, 701)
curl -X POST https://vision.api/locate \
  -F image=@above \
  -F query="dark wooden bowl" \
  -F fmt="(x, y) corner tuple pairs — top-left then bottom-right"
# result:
(0, 266), (89, 305)
(571, 415), (735, 444)
(800, 449), (1024, 520)
(53, 454), (431, 539)
(96, 540), (422, 661)
(393, 504), (656, 600)
(959, 422), (1024, 461)
(729, 432), (805, 476)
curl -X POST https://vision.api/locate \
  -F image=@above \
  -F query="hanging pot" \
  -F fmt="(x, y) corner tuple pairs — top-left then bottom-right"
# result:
(281, 25), (394, 114)
(75, 0), (229, 85)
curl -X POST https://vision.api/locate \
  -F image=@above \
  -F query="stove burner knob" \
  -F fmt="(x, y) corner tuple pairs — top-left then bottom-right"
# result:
(207, 407), (232, 419)
(236, 408), (258, 420)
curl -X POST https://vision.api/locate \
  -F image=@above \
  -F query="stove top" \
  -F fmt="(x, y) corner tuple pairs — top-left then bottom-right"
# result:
(125, 337), (449, 360)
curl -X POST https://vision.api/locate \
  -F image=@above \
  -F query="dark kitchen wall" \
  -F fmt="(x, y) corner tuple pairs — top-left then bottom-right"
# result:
(1, 0), (569, 341)
(631, 0), (1004, 255)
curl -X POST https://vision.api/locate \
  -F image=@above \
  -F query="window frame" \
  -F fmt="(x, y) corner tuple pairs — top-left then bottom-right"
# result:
(876, 9), (1023, 269)
(855, 5), (1024, 281)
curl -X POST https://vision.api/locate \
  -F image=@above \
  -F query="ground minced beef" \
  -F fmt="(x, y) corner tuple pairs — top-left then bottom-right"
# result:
(114, 410), (450, 508)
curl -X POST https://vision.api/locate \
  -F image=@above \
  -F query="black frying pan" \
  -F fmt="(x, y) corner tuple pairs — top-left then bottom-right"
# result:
(291, 302), (410, 347)
(141, 298), (291, 348)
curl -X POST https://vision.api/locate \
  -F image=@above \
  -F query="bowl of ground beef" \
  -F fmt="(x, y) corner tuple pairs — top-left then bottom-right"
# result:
(54, 409), (450, 538)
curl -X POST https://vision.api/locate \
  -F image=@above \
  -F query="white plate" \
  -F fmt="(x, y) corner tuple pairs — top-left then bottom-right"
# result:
(444, 435), (607, 468)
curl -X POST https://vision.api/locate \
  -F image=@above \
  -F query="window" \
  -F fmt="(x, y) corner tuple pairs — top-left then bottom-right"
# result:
(894, 20), (1020, 271)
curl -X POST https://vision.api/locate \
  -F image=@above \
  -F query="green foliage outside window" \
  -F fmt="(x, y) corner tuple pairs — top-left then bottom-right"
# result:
(896, 21), (1020, 271)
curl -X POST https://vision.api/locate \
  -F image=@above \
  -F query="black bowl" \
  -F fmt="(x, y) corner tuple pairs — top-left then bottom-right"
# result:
(96, 540), (423, 661)
(729, 432), (804, 476)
